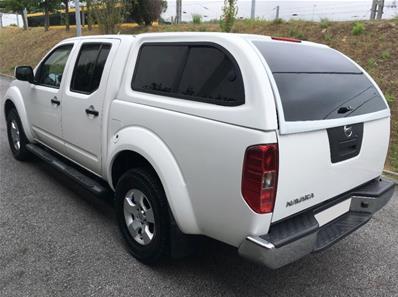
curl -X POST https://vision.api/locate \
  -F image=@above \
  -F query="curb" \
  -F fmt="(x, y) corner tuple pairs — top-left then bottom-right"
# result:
(383, 171), (398, 185)
(0, 73), (14, 81)
(383, 169), (398, 177)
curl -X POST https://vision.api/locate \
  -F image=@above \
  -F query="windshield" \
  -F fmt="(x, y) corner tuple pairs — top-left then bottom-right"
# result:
(253, 41), (387, 121)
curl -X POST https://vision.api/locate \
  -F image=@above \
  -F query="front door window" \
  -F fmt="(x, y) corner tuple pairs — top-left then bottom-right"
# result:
(35, 44), (73, 88)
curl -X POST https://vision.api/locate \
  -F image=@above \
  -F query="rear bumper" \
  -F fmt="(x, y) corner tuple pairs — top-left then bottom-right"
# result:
(238, 177), (395, 269)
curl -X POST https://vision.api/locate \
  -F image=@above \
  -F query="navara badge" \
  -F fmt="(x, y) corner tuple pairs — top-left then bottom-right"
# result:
(344, 125), (353, 138)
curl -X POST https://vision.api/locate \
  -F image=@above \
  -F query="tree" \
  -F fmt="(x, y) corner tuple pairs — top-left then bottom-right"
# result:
(42, 0), (50, 31)
(36, 0), (62, 31)
(63, 0), (69, 31)
(0, 0), (32, 29)
(220, 0), (238, 32)
(128, 0), (167, 26)
(92, 0), (125, 34)
(86, 0), (93, 30)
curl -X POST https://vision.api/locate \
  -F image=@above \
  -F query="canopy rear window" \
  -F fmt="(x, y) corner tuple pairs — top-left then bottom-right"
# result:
(253, 41), (387, 121)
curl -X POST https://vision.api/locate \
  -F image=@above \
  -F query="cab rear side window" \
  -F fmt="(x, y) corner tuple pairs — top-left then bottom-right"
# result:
(131, 43), (245, 106)
(71, 43), (111, 94)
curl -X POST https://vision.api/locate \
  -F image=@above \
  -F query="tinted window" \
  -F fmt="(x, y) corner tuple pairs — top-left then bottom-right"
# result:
(132, 43), (244, 106)
(178, 46), (244, 104)
(71, 43), (111, 94)
(253, 41), (387, 121)
(35, 44), (73, 88)
(274, 74), (387, 121)
(132, 45), (188, 94)
(253, 41), (361, 73)
(92, 45), (111, 90)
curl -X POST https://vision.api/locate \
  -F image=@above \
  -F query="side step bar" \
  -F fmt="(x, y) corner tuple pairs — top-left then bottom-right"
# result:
(26, 144), (109, 196)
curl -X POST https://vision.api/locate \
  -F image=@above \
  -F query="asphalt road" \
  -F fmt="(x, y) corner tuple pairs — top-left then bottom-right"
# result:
(0, 77), (397, 297)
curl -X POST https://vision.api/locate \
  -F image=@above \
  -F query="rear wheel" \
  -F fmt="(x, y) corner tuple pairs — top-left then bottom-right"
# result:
(115, 168), (170, 264)
(6, 108), (31, 161)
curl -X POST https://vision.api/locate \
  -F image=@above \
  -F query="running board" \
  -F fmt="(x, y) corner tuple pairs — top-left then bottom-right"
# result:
(26, 144), (108, 196)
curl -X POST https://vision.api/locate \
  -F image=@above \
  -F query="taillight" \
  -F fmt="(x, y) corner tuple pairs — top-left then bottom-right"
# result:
(241, 144), (279, 214)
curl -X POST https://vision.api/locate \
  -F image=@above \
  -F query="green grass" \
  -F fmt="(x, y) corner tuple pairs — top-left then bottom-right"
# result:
(320, 18), (331, 29)
(352, 22), (365, 35)
(192, 14), (202, 25)
(288, 28), (305, 39)
(386, 93), (396, 106)
(272, 18), (284, 25)
(367, 58), (377, 68)
(239, 18), (269, 28)
(323, 33), (333, 42)
(381, 50), (391, 60)
(389, 124), (398, 171)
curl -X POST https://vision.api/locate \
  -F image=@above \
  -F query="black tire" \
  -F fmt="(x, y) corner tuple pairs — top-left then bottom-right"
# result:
(115, 168), (170, 264)
(6, 108), (31, 161)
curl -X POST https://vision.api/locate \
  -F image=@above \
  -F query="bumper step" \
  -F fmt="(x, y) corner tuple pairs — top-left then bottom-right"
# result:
(314, 212), (370, 252)
(239, 177), (395, 269)
(26, 144), (109, 196)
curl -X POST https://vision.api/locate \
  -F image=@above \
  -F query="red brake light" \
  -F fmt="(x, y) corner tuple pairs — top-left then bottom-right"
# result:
(241, 144), (279, 214)
(271, 36), (302, 43)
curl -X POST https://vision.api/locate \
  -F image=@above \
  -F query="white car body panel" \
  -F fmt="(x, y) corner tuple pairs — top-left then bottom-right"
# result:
(108, 99), (277, 245)
(29, 84), (65, 152)
(2, 32), (391, 250)
(106, 122), (201, 234)
(28, 42), (77, 154)
(2, 85), (34, 141)
(61, 38), (121, 174)
(273, 117), (390, 222)
(118, 33), (278, 132)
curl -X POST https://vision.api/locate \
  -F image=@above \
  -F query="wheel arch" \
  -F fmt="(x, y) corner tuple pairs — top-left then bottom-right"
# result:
(4, 99), (16, 117)
(106, 126), (200, 234)
(3, 86), (34, 142)
(111, 150), (158, 189)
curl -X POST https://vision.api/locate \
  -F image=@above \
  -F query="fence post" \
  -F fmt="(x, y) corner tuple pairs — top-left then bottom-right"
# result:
(23, 8), (28, 29)
(251, 0), (256, 19)
(75, 0), (82, 36)
(275, 5), (280, 20)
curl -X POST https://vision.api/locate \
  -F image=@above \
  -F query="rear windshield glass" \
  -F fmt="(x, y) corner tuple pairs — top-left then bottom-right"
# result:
(253, 41), (387, 121)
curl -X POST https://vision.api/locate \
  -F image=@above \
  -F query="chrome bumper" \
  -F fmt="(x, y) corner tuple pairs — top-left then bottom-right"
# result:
(238, 178), (395, 269)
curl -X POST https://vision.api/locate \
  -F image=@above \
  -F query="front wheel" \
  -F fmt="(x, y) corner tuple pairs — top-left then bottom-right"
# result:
(6, 108), (31, 161)
(115, 168), (171, 264)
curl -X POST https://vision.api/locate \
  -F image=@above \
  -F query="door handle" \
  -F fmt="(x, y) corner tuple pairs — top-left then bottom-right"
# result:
(85, 105), (99, 117)
(51, 96), (60, 106)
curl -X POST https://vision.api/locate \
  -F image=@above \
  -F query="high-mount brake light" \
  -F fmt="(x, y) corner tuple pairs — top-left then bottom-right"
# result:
(271, 36), (302, 43)
(241, 144), (279, 214)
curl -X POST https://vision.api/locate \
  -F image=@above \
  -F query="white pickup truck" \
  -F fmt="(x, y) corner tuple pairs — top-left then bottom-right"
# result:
(2, 33), (394, 269)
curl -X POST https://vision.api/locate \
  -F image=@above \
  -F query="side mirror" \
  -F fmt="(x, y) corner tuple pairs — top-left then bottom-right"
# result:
(15, 66), (34, 83)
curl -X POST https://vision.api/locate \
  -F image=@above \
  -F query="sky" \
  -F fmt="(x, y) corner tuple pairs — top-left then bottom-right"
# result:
(1, 0), (397, 27)
(163, 0), (398, 22)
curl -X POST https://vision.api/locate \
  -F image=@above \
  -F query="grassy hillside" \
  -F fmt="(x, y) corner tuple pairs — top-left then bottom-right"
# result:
(0, 20), (397, 170)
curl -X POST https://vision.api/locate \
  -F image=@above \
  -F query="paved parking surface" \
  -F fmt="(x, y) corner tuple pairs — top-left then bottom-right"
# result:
(1, 77), (397, 297)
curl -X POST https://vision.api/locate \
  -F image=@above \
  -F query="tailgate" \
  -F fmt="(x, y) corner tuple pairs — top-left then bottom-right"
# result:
(252, 39), (390, 222)
(274, 117), (389, 222)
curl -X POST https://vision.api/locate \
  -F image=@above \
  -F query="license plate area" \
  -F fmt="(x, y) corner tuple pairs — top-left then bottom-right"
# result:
(314, 198), (351, 227)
